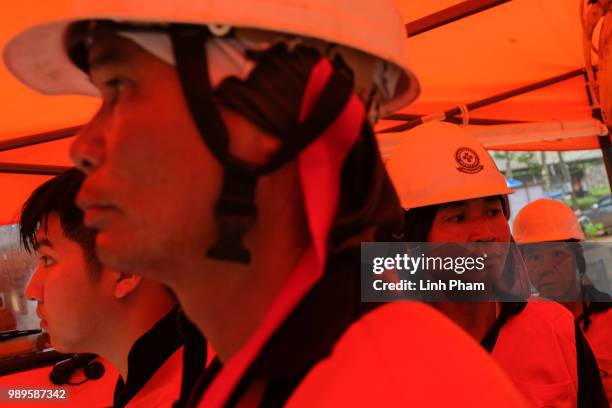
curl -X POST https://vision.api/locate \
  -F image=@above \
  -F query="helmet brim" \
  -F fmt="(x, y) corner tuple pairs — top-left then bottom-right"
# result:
(4, 19), (421, 113)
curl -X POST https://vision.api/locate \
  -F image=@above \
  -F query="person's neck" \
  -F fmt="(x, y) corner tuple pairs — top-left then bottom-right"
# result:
(560, 300), (583, 318)
(556, 284), (583, 318)
(434, 301), (497, 343)
(174, 169), (310, 362)
(93, 290), (176, 380)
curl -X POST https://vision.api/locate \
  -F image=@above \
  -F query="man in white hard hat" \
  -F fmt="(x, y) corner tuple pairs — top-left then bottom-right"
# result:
(514, 198), (612, 400)
(4, 2), (526, 406)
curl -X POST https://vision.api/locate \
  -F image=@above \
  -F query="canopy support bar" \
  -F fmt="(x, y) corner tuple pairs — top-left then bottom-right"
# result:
(383, 113), (527, 125)
(581, 69), (612, 192)
(378, 68), (586, 134)
(597, 135), (612, 192)
(406, 0), (512, 37)
(0, 163), (70, 176)
(0, 126), (80, 153)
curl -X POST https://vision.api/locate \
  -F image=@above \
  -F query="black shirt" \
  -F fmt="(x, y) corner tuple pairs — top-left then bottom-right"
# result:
(113, 305), (207, 408)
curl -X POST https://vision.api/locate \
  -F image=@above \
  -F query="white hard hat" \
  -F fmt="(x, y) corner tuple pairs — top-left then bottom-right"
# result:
(513, 198), (585, 243)
(3, 0), (419, 115)
(386, 122), (512, 210)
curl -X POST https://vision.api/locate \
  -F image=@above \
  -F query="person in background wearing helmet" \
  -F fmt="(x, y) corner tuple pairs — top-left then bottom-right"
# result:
(514, 198), (612, 400)
(386, 121), (608, 408)
(4, 1), (528, 406)
(21, 169), (207, 408)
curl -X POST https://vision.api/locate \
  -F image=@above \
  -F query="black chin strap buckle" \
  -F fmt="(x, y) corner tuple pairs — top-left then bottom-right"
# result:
(206, 167), (258, 263)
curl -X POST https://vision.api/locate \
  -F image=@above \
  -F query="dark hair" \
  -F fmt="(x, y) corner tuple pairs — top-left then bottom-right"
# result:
(562, 239), (612, 332)
(398, 196), (509, 242)
(19, 168), (101, 278)
(397, 205), (438, 242)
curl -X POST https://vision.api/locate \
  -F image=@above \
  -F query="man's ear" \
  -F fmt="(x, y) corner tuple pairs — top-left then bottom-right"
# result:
(113, 273), (142, 299)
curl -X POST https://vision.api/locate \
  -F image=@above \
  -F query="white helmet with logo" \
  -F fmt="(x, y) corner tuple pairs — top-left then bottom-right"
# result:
(386, 121), (512, 210)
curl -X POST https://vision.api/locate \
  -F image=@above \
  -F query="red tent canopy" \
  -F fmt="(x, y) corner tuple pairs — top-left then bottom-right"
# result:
(0, 0), (609, 223)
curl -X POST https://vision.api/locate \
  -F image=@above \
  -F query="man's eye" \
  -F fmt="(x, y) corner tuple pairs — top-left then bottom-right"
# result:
(527, 254), (539, 262)
(487, 209), (502, 217)
(39, 255), (55, 267)
(105, 78), (122, 88)
(447, 215), (465, 222)
(101, 78), (126, 104)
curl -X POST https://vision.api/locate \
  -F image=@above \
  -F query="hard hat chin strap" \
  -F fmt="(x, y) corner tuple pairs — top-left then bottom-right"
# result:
(169, 25), (354, 263)
(572, 245), (592, 331)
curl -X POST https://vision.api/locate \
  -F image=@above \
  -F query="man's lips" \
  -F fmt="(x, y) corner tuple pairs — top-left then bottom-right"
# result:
(76, 188), (119, 225)
(36, 307), (47, 329)
(82, 205), (119, 228)
(538, 278), (561, 287)
(537, 280), (563, 295)
(536, 270), (559, 283)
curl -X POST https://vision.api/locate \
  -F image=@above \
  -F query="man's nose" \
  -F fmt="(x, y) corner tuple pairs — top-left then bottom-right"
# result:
(469, 220), (497, 243)
(24, 267), (44, 302)
(70, 119), (105, 174)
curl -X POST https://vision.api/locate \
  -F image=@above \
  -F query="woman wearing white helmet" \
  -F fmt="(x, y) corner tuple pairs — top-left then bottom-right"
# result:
(386, 122), (608, 408)
(514, 198), (612, 400)
(4, 1), (528, 407)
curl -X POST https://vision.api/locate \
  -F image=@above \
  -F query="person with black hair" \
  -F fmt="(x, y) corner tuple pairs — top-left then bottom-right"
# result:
(21, 168), (207, 407)
(514, 198), (612, 400)
(3, 1), (530, 406)
(386, 122), (608, 408)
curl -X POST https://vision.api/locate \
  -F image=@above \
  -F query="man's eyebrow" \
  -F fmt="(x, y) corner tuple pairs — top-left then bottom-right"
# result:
(88, 46), (131, 71)
(439, 200), (468, 210)
(36, 238), (53, 249)
(521, 245), (538, 253)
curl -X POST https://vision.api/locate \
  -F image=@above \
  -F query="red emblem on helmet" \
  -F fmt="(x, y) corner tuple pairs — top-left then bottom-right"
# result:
(455, 147), (484, 174)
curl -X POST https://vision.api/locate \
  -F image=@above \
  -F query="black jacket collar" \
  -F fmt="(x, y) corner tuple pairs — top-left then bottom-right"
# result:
(113, 305), (183, 408)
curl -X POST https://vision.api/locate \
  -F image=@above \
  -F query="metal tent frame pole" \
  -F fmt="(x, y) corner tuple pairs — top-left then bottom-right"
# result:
(581, 70), (612, 192)
(383, 113), (527, 126)
(378, 68), (586, 134)
(0, 126), (79, 153)
(0, 163), (70, 176)
(0, 127), (80, 176)
(406, 0), (512, 37)
(597, 135), (612, 192)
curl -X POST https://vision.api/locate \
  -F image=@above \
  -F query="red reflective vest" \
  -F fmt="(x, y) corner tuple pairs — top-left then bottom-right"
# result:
(283, 302), (526, 407)
(583, 308), (612, 401)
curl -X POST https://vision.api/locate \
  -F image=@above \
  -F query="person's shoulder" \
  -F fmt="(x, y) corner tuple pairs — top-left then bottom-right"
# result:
(287, 302), (526, 407)
(586, 305), (612, 336)
(519, 298), (575, 339)
(596, 305), (612, 320)
(585, 306), (612, 358)
(496, 300), (580, 395)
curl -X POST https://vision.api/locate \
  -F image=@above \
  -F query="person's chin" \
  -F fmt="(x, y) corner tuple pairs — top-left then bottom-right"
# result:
(96, 231), (147, 274)
(46, 334), (67, 353)
(96, 229), (124, 259)
(539, 286), (564, 300)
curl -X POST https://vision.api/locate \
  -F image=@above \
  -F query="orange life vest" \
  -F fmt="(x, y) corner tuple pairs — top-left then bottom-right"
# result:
(492, 301), (579, 407)
(582, 308), (612, 402)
